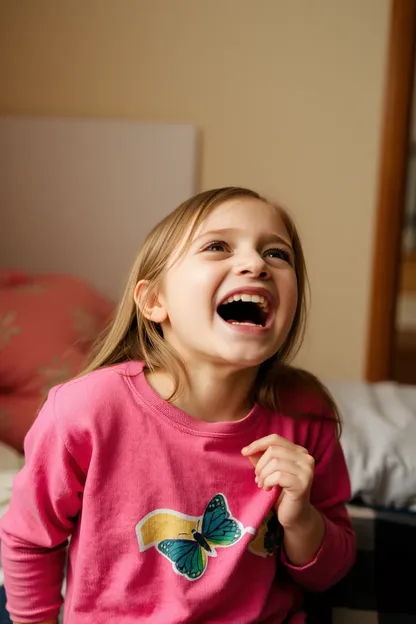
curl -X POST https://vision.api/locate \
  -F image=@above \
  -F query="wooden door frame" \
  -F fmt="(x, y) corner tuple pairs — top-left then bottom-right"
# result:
(365, 0), (416, 381)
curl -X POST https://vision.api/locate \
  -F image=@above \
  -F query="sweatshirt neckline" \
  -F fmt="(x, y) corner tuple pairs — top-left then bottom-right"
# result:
(124, 360), (263, 438)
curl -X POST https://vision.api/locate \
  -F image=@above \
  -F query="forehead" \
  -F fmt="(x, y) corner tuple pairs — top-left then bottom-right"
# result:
(196, 197), (290, 239)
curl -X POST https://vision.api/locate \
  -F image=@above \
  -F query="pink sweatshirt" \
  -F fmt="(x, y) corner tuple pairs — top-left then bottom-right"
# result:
(0, 362), (355, 623)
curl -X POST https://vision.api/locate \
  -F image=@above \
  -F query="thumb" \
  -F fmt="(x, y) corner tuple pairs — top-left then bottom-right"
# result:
(275, 489), (284, 507)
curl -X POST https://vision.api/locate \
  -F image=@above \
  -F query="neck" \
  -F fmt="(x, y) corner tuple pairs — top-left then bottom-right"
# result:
(146, 362), (259, 423)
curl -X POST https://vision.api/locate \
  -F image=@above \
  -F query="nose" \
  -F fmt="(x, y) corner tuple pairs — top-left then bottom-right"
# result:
(233, 251), (270, 280)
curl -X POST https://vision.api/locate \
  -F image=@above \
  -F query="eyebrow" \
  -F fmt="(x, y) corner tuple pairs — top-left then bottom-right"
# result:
(193, 228), (294, 250)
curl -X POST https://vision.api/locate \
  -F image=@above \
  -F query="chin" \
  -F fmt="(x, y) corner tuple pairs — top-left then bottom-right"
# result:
(221, 350), (277, 370)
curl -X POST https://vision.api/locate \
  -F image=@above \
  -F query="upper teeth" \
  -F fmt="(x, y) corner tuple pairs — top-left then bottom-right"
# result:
(222, 293), (269, 309)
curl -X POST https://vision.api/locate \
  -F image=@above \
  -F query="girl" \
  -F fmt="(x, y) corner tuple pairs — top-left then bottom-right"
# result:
(0, 187), (355, 624)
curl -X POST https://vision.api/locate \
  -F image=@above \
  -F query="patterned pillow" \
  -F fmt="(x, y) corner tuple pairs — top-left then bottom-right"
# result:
(0, 270), (113, 452)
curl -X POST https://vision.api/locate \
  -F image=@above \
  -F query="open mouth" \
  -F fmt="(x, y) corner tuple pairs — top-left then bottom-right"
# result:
(217, 293), (271, 328)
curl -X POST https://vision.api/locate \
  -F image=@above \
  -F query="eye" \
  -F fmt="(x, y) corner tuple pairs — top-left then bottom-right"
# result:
(203, 240), (229, 253)
(264, 247), (293, 265)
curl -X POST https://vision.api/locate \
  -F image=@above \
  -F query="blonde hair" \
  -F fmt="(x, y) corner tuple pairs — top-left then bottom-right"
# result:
(81, 187), (340, 433)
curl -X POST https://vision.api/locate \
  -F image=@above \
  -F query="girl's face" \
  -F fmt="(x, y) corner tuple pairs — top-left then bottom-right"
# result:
(144, 198), (298, 370)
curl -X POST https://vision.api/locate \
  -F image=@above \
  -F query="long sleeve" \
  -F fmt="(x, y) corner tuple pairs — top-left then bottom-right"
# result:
(0, 387), (85, 623)
(281, 418), (356, 591)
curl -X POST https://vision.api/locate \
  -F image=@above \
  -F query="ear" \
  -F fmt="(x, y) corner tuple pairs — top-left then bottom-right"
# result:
(134, 280), (167, 323)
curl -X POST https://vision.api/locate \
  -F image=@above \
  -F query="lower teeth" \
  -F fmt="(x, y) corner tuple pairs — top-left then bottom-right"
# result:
(230, 321), (260, 326)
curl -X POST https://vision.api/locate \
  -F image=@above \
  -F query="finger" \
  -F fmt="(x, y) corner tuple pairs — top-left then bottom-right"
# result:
(242, 434), (294, 456)
(275, 490), (284, 507)
(264, 485), (283, 498)
(255, 447), (310, 476)
(256, 458), (300, 486)
(263, 471), (300, 490)
(253, 446), (274, 476)
(247, 452), (263, 469)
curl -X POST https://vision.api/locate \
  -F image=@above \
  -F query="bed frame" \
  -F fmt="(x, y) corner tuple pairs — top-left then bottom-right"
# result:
(0, 115), (198, 299)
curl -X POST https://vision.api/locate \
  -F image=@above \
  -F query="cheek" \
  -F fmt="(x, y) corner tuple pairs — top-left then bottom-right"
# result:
(280, 273), (298, 309)
(276, 279), (298, 333)
(162, 266), (219, 318)
(172, 265), (221, 299)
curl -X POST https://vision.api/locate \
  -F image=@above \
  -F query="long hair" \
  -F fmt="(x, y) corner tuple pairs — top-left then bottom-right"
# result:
(80, 187), (340, 434)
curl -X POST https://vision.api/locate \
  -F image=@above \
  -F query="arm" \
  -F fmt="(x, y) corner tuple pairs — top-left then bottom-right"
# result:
(281, 503), (325, 566)
(243, 417), (355, 591)
(1, 387), (84, 623)
(280, 420), (356, 591)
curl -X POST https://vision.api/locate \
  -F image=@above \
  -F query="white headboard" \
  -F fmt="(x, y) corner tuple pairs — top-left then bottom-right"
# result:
(0, 116), (197, 300)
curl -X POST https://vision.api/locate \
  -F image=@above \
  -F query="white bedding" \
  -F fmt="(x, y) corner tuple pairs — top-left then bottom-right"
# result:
(0, 443), (23, 518)
(328, 380), (416, 511)
(0, 442), (24, 587)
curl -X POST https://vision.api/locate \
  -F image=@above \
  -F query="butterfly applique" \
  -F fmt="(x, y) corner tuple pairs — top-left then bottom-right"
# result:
(263, 508), (283, 554)
(248, 508), (283, 557)
(136, 493), (252, 581)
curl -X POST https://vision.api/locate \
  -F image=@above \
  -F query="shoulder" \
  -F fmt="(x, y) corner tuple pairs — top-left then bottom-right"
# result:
(50, 361), (142, 413)
(54, 360), (142, 400)
(43, 361), (143, 443)
(38, 361), (144, 469)
(275, 367), (335, 416)
(272, 366), (340, 456)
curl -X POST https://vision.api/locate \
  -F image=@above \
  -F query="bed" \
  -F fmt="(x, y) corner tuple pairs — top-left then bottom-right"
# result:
(0, 115), (197, 301)
(308, 504), (416, 623)
(319, 379), (416, 623)
(0, 444), (23, 624)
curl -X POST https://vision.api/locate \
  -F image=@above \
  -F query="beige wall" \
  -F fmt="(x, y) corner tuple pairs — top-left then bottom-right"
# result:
(0, 0), (390, 380)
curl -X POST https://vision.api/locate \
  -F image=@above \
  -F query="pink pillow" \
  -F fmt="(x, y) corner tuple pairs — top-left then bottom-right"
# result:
(0, 270), (113, 452)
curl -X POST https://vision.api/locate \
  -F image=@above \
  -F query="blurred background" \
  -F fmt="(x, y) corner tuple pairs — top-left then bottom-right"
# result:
(395, 66), (416, 385)
(0, 0), (394, 382)
(1, 3), (416, 622)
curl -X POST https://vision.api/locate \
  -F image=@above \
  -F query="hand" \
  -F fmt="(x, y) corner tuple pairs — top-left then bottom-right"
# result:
(242, 434), (316, 529)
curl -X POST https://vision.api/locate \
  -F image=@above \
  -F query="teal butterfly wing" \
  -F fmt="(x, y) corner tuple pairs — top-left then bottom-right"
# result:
(157, 538), (207, 580)
(156, 494), (241, 580)
(201, 494), (242, 546)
